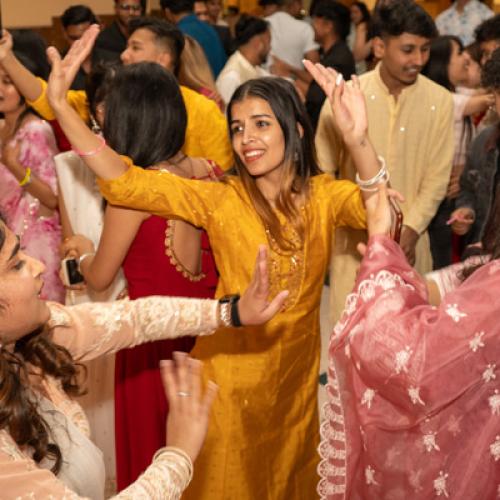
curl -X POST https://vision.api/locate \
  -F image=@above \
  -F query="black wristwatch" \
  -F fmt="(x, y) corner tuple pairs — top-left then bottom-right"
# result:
(218, 294), (242, 327)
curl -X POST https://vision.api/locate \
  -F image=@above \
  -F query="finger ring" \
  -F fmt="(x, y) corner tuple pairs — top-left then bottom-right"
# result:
(177, 391), (190, 397)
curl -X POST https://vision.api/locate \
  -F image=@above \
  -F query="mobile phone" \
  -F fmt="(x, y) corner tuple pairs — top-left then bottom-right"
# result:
(61, 258), (84, 286)
(389, 197), (403, 244)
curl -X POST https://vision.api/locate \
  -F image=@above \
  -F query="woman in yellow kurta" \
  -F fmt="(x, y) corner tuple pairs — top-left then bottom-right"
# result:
(45, 28), (377, 499)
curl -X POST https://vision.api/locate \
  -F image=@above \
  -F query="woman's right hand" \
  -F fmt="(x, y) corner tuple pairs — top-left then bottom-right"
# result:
(46, 24), (100, 110)
(449, 207), (474, 235)
(61, 234), (95, 258)
(162, 352), (218, 462)
(0, 30), (13, 62)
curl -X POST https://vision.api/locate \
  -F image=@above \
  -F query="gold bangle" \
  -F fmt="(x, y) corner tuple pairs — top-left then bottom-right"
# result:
(19, 167), (32, 187)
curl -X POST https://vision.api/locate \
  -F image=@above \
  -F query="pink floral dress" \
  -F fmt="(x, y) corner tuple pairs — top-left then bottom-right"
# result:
(0, 119), (64, 302)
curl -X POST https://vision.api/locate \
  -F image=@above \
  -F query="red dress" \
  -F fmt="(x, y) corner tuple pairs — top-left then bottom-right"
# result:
(115, 163), (221, 490)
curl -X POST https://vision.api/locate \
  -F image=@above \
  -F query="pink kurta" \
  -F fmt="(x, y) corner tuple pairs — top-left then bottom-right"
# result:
(319, 235), (500, 499)
(0, 119), (64, 302)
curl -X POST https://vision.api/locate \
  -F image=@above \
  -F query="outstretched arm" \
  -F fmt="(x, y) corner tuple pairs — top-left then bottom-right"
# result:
(48, 246), (288, 361)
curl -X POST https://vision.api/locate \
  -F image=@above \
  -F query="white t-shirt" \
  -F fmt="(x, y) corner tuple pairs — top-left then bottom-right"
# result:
(265, 11), (319, 69)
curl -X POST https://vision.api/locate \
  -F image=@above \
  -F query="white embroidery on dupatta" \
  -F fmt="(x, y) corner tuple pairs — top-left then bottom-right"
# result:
(365, 465), (378, 485)
(361, 388), (376, 409)
(423, 431), (440, 452)
(469, 331), (485, 352)
(489, 390), (500, 415)
(445, 303), (466, 322)
(408, 386), (425, 405)
(434, 470), (450, 497)
(483, 364), (497, 383)
(394, 346), (412, 374)
(490, 435), (500, 461)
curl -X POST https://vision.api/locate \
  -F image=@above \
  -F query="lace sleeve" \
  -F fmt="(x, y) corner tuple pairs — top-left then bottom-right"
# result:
(115, 447), (192, 500)
(0, 431), (191, 500)
(47, 296), (218, 362)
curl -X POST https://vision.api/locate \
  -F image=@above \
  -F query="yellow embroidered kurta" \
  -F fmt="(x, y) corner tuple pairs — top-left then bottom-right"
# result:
(315, 66), (454, 321)
(27, 79), (234, 171)
(98, 162), (366, 499)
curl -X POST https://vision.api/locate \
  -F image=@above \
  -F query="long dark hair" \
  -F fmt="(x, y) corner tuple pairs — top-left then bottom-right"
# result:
(102, 62), (187, 168)
(422, 35), (473, 160)
(0, 223), (84, 475)
(226, 77), (321, 250)
(422, 35), (463, 91)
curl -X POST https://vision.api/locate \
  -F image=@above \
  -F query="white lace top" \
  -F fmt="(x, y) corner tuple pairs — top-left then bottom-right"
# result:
(0, 296), (218, 499)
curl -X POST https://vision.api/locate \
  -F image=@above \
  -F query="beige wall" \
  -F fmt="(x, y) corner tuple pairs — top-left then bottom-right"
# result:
(4, 0), (162, 28)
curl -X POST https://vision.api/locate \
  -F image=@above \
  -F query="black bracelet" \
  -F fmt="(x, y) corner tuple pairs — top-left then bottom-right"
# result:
(218, 294), (242, 327)
(230, 296), (242, 327)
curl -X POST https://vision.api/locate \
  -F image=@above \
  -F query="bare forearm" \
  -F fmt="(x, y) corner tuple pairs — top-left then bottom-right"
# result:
(51, 101), (128, 179)
(7, 160), (58, 209)
(1, 52), (43, 102)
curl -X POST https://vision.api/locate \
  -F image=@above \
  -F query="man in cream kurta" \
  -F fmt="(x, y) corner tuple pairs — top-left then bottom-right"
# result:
(216, 16), (271, 105)
(316, 1), (454, 321)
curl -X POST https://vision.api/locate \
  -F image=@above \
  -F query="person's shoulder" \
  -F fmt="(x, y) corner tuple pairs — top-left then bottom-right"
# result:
(180, 86), (224, 117)
(417, 74), (453, 101)
(475, 0), (494, 15)
(435, 5), (454, 23)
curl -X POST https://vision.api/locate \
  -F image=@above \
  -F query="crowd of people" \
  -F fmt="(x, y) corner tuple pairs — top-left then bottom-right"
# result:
(0, 0), (499, 498)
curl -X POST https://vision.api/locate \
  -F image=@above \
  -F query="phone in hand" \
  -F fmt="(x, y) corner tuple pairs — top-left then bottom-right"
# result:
(61, 258), (84, 286)
(389, 197), (403, 244)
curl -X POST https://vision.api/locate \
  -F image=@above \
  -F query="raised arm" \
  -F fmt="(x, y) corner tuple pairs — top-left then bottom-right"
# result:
(0, 30), (43, 102)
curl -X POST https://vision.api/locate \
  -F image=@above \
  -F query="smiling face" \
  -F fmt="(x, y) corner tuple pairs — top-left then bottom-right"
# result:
(230, 96), (287, 180)
(374, 33), (431, 89)
(0, 67), (23, 115)
(0, 223), (49, 345)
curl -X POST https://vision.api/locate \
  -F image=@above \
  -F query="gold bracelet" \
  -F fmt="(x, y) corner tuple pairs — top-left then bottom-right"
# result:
(19, 167), (32, 187)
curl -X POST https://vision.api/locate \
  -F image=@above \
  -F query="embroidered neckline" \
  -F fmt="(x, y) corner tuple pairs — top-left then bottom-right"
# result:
(162, 159), (219, 282)
(164, 220), (207, 282)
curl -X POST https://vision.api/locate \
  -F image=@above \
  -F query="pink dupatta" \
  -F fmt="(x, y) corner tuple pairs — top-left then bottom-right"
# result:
(319, 235), (500, 499)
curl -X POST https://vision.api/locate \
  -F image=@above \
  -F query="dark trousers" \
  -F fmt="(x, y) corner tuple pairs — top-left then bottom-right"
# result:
(428, 198), (455, 270)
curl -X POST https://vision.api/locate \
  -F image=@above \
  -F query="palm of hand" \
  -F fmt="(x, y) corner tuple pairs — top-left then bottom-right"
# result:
(333, 86), (367, 139)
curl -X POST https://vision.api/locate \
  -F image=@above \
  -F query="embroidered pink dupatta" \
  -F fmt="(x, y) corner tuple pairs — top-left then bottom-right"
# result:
(318, 235), (500, 499)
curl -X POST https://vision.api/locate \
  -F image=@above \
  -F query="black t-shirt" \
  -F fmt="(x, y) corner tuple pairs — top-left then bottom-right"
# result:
(305, 40), (356, 130)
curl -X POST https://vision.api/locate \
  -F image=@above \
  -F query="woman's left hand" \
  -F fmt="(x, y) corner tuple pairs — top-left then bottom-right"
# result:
(303, 61), (367, 145)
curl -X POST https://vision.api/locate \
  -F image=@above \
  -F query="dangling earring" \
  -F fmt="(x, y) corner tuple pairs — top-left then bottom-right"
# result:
(294, 150), (299, 162)
(90, 113), (102, 135)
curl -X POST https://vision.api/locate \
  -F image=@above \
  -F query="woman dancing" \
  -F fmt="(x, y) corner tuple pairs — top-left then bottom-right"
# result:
(0, 214), (286, 498)
(43, 25), (388, 499)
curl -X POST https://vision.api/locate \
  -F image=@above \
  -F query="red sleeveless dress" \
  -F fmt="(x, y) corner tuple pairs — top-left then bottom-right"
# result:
(115, 162), (221, 490)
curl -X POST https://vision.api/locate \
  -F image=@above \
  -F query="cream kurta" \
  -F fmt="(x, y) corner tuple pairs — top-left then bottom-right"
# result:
(315, 65), (454, 320)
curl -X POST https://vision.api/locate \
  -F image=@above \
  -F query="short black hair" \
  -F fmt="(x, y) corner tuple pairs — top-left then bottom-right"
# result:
(160, 0), (195, 15)
(234, 15), (269, 47)
(481, 46), (500, 90)
(115, 0), (147, 12)
(12, 30), (50, 80)
(61, 5), (98, 28)
(128, 17), (185, 74)
(103, 62), (187, 167)
(311, 0), (351, 41)
(371, 0), (437, 40)
(475, 14), (500, 44)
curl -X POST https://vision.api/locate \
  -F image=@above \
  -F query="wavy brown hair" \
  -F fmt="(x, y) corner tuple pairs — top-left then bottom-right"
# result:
(226, 77), (321, 251)
(0, 223), (85, 473)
